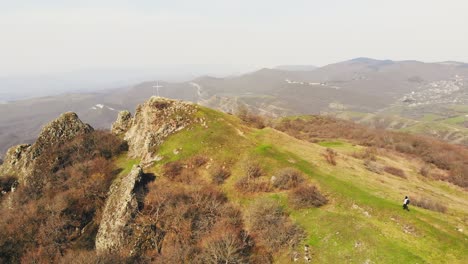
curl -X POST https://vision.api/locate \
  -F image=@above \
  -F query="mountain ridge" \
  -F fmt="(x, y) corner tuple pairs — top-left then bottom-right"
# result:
(0, 97), (466, 262)
(1, 57), (468, 158)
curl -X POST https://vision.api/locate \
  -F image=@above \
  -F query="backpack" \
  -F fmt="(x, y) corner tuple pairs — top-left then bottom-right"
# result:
(406, 199), (410, 205)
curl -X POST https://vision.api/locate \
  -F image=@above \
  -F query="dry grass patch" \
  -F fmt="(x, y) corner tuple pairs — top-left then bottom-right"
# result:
(412, 197), (447, 213)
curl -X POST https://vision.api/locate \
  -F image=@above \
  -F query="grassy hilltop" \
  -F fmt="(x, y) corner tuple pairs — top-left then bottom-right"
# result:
(1, 99), (466, 263)
(117, 105), (467, 263)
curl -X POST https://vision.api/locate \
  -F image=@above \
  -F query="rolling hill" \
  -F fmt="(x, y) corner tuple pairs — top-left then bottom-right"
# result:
(1, 58), (467, 158)
(0, 97), (466, 263)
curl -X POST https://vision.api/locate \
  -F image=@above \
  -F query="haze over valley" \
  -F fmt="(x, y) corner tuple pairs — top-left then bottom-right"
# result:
(1, 57), (468, 157)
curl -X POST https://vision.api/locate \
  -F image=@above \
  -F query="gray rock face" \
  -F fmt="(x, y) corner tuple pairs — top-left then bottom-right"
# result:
(115, 97), (198, 165)
(111, 110), (133, 135)
(95, 165), (143, 253)
(0, 112), (93, 183)
(32, 112), (93, 158)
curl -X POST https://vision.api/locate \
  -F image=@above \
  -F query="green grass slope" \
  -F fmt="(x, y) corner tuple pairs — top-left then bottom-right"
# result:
(116, 106), (468, 263)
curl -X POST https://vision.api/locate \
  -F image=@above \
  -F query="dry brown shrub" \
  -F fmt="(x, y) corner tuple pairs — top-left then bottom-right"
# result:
(188, 155), (209, 168)
(274, 116), (468, 187)
(352, 147), (377, 161)
(395, 142), (414, 153)
(449, 164), (468, 188)
(249, 247), (274, 264)
(322, 148), (337, 166)
(235, 176), (272, 193)
(289, 185), (327, 209)
(248, 199), (305, 251)
(242, 160), (263, 179)
(162, 161), (184, 180)
(419, 164), (431, 177)
(272, 168), (305, 190)
(59, 250), (128, 264)
(198, 223), (253, 264)
(412, 197), (447, 213)
(210, 165), (231, 185)
(364, 160), (383, 174)
(0, 130), (128, 262)
(384, 166), (406, 178)
(236, 105), (266, 129)
(136, 181), (258, 261)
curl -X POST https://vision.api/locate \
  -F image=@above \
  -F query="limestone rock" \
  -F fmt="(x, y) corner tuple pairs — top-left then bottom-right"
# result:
(116, 97), (197, 165)
(95, 165), (143, 253)
(0, 112), (93, 183)
(32, 112), (93, 158)
(111, 110), (133, 135)
(1, 144), (32, 177)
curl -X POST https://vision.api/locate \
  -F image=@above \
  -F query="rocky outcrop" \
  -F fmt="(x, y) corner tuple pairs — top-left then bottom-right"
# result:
(0, 112), (93, 183)
(32, 112), (93, 158)
(111, 110), (133, 135)
(115, 97), (198, 165)
(95, 165), (143, 253)
(1, 144), (33, 178)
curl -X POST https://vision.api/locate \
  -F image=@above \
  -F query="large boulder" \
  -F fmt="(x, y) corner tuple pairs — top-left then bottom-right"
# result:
(95, 165), (143, 253)
(0, 112), (93, 183)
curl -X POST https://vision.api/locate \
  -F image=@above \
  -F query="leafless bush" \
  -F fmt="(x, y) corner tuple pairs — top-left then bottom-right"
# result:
(188, 155), (208, 168)
(364, 160), (383, 174)
(243, 160), (263, 179)
(210, 165), (231, 185)
(235, 176), (272, 193)
(352, 148), (377, 161)
(138, 182), (257, 261)
(289, 185), (327, 209)
(322, 148), (337, 166)
(419, 164), (431, 177)
(249, 247), (274, 264)
(162, 161), (184, 180)
(449, 164), (468, 188)
(272, 168), (305, 190)
(384, 166), (406, 178)
(412, 197), (447, 213)
(248, 199), (305, 251)
(235, 176), (250, 192)
(395, 142), (414, 153)
(198, 224), (253, 264)
(236, 105), (266, 129)
(59, 250), (128, 264)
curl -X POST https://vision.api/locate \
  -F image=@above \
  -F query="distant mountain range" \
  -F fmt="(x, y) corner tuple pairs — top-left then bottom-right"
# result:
(1, 58), (467, 157)
(274, 65), (317, 71)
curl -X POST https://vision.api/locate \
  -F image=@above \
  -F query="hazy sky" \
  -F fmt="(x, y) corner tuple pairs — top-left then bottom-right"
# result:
(1, 0), (467, 76)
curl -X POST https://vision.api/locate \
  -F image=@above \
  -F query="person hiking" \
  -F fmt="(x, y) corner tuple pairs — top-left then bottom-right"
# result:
(403, 196), (410, 211)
